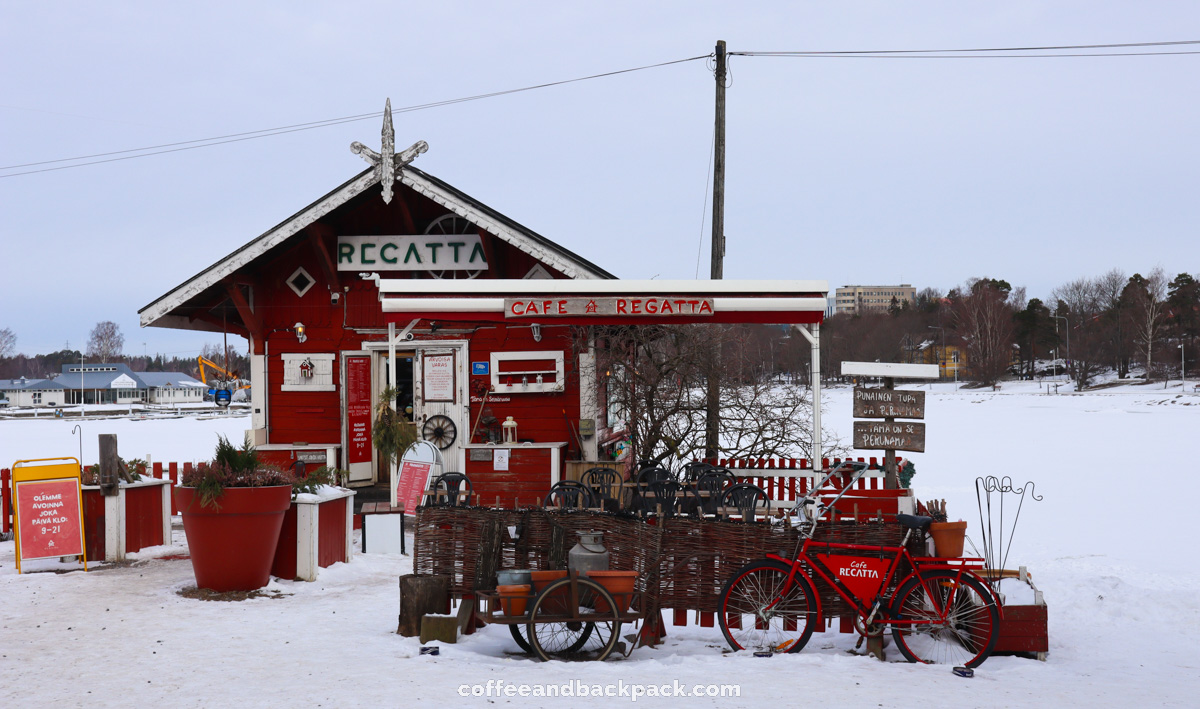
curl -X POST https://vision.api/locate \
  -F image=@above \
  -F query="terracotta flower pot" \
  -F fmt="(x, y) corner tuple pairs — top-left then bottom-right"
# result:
(586, 570), (637, 613)
(929, 520), (968, 558)
(530, 569), (569, 613)
(497, 584), (531, 616)
(175, 485), (293, 592)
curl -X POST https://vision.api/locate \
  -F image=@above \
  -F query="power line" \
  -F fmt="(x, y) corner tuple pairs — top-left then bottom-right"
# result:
(1, 55), (709, 179)
(731, 39), (1200, 56)
(735, 50), (1200, 59)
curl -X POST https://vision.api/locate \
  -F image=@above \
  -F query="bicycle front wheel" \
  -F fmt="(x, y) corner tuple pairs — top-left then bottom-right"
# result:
(890, 570), (999, 668)
(718, 559), (818, 654)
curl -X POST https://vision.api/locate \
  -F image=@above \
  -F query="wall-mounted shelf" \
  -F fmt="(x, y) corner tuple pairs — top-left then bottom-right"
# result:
(490, 350), (564, 394)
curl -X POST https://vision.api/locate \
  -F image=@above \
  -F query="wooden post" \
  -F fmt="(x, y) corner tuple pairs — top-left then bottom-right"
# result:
(883, 377), (899, 489)
(98, 434), (125, 561)
(98, 434), (119, 497)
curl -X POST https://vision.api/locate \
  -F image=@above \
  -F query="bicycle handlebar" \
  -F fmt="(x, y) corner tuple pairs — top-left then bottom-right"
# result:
(789, 460), (872, 527)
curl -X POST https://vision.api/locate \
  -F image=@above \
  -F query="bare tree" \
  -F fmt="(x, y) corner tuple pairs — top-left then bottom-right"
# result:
(86, 321), (125, 363)
(0, 327), (15, 358)
(951, 279), (1016, 386)
(1052, 277), (1105, 388)
(589, 324), (844, 469)
(1124, 268), (1168, 380)
(1095, 268), (1130, 378)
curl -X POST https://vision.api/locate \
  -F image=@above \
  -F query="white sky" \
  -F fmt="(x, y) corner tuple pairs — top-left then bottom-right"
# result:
(2, 2), (1198, 356)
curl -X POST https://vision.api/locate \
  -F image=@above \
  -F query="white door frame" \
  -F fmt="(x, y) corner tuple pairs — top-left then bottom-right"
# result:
(362, 335), (470, 482)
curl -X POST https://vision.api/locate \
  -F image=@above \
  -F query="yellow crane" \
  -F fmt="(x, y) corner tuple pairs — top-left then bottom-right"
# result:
(197, 356), (251, 392)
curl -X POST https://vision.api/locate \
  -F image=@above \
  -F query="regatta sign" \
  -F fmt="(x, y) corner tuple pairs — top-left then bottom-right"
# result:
(337, 235), (488, 271)
(504, 297), (715, 318)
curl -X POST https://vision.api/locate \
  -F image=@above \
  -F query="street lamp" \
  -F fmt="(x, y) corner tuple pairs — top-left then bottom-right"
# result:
(1181, 343), (1186, 392)
(928, 326), (946, 380)
(1052, 315), (1070, 381)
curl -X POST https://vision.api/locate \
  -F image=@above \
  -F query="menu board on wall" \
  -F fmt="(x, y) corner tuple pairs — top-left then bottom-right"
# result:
(423, 353), (455, 403)
(346, 356), (372, 465)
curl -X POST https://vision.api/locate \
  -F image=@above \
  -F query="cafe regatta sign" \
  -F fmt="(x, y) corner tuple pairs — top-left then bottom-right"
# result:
(505, 297), (715, 318)
(337, 235), (488, 271)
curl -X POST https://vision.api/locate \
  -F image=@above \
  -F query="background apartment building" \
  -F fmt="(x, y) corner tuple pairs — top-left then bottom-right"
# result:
(833, 284), (916, 315)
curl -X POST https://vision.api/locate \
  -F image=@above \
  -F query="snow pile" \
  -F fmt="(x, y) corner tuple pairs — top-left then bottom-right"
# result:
(2, 387), (1198, 706)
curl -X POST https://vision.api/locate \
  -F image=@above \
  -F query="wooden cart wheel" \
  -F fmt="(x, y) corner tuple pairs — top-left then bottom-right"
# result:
(422, 415), (457, 449)
(526, 577), (621, 662)
(509, 624), (533, 654)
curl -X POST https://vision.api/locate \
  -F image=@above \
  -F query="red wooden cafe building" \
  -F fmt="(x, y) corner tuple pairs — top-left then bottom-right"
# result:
(139, 108), (830, 505)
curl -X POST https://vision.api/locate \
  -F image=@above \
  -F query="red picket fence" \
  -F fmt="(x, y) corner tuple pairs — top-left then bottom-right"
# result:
(1, 468), (10, 535)
(707, 456), (891, 503)
(1, 461), (198, 532)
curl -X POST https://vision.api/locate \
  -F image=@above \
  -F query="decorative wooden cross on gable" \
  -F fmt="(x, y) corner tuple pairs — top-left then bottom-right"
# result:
(351, 98), (428, 204)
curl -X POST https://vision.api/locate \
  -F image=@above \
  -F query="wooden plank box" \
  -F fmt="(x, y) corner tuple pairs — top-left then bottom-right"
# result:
(994, 603), (1049, 655)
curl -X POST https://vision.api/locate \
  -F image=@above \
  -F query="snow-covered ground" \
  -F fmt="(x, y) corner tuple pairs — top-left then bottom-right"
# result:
(2, 385), (1197, 707)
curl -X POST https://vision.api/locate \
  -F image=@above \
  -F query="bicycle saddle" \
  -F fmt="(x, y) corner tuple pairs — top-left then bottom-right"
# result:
(896, 514), (933, 531)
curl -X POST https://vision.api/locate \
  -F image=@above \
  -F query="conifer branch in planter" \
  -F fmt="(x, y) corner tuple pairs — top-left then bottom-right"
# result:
(181, 435), (294, 508)
(372, 386), (419, 473)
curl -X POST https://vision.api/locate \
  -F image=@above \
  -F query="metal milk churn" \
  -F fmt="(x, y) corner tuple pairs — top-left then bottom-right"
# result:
(568, 530), (610, 575)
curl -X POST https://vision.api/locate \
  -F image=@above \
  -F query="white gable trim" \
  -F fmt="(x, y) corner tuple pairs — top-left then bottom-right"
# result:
(141, 166), (609, 330)
(400, 171), (606, 282)
(140, 170), (378, 329)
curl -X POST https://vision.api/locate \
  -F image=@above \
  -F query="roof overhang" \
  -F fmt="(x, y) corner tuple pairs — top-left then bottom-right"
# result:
(379, 279), (829, 326)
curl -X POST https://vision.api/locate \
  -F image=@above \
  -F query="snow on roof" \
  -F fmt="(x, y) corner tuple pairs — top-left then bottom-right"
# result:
(1, 377), (65, 391)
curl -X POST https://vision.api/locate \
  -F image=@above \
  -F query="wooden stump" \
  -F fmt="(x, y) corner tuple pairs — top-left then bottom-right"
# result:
(398, 574), (450, 637)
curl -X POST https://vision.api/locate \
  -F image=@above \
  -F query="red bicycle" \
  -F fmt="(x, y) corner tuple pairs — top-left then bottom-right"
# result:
(718, 462), (1000, 668)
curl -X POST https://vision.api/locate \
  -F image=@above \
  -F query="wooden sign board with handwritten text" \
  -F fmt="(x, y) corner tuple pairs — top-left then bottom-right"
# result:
(853, 388), (926, 419)
(853, 421), (926, 453)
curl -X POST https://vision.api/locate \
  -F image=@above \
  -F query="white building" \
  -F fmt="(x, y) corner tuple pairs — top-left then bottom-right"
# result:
(0, 364), (205, 408)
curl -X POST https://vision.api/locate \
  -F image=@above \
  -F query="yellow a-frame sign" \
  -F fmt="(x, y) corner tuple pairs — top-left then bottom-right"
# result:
(12, 458), (88, 573)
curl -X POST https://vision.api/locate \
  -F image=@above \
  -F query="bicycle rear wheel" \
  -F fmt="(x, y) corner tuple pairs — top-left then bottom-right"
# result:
(718, 559), (818, 654)
(890, 570), (999, 668)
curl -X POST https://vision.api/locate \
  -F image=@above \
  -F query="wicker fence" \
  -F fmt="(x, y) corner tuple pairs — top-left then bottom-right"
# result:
(414, 506), (923, 625)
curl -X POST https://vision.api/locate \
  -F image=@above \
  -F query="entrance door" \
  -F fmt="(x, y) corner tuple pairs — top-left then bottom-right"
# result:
(376, 352), (416, 487)
(413, 348), (466, 475)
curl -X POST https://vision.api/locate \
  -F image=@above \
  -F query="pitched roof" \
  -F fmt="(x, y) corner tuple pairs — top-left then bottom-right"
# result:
(50, 363), (201, 390)
(136, 372), (204, 388)
(139, 163), (616, 330)
(1, 377), (64, 392)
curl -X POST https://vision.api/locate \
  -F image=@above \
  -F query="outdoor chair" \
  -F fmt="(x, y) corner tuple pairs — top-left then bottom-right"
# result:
(719, 482), (770, 522)
(642, 478), (687, 519)
(425, 472), (473, 507)
(581, 467), (622, 512)
(689, 468), (738, 517)
(543, 480), (595, 510)
(632, 466), (674, 515)
(679, 461), (715, 485)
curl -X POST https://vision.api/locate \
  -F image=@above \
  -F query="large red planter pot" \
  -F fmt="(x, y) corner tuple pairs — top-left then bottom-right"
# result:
(175, 485), (293, 592)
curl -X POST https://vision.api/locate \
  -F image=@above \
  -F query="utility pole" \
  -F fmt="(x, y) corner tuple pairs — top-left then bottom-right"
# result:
(710, 39), (726, 281)
(705, 39), (727, 461)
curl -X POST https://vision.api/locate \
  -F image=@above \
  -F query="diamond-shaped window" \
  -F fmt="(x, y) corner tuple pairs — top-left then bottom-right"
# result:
(287, 267), (315, 298)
